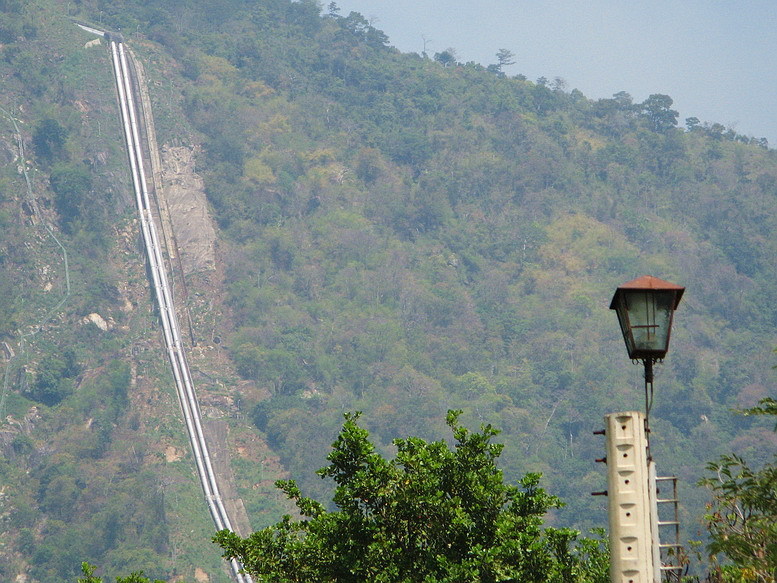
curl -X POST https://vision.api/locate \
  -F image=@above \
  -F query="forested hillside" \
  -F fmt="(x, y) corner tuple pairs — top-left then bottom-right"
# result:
(1, 0), (776, 581)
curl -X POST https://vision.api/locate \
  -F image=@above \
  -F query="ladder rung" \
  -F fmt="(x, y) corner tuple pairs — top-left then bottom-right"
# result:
(660, 566), (684, 571)
(657, 498), (679, 503)
(658, 521), (680, 526)
(659, 543), (683, 548)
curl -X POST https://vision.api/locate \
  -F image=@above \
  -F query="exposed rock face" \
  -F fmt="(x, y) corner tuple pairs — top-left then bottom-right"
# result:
(82, 312), (111, 331)
(160, 145), (216, 274)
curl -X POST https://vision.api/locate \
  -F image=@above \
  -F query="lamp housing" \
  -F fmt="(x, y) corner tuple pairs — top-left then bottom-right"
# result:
(609, 276), (684, 360)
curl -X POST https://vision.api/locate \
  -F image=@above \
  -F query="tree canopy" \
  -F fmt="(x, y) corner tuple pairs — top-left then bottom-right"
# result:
(700, 398), (777, 583)
(215, 411), (609, 583)
(77, 562), (165, 583)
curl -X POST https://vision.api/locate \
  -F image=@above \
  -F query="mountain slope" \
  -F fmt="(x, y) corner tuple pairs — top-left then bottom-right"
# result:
(1, 0), (777, 581)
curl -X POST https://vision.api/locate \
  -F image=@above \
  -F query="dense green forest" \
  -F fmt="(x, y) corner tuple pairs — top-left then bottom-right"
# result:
(1, 0), (776, 581)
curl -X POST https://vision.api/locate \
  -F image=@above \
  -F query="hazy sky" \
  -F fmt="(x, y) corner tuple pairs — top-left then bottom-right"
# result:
(333, 1), (777, 146)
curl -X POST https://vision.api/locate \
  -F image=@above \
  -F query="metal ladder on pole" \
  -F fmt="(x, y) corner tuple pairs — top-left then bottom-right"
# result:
(654, 475), (684, 581)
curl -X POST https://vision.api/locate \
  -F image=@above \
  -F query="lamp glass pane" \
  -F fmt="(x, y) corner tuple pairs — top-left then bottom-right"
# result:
(615, 301), (635, 355)
(625, 291), (673, 353)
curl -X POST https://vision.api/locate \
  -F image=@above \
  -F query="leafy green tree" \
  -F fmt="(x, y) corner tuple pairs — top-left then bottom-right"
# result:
(434, 48), (458, 67)
(77, 562), (165, 583)
(686, 116), (701, 131)
(49, 162), (93, 232)
(26, 350), (80, 406)
(327, 2), (341, 17)
(496, 48), (516, 70)
(215, 411), (608, 582)
(233, 343), (303, 394)
(640, 93), (679, 132)
(33, 118), (68, 164)
(700, 398), (777, 583)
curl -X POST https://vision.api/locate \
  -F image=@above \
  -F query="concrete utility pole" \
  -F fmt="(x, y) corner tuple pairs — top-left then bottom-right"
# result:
(605, 411), (656, 583)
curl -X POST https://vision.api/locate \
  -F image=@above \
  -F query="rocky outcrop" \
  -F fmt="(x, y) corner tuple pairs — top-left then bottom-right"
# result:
(160, 145), (216, 275)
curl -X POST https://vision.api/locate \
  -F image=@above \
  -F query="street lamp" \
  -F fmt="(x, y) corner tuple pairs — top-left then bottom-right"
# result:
(610, 275), (684, 413)
(606, 276), (685, 583)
